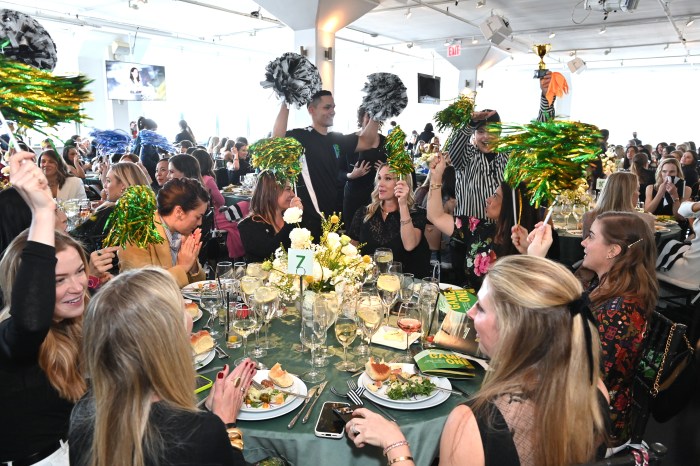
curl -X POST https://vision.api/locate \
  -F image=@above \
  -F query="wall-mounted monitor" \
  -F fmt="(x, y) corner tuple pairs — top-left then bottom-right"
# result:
(418, 73), (440, 104)
(105, 60), (166, 101)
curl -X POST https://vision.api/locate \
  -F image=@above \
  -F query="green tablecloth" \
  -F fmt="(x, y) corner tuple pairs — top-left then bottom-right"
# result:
(222, 191), (252, 207)
(195, 307), (484, 466)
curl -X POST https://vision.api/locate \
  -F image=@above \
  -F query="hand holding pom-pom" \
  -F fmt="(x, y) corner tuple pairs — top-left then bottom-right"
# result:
(361, 73), (407, 121)
(260, 52), (322, 109)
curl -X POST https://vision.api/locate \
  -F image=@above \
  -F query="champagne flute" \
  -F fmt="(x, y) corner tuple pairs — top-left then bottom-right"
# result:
(396, 302), (421, 363)
(399, 273), (415, 303)
(200, 286), (221, 338)
(254, 286), (279, 350)
(377, 272), (401, 325)
(215, 261), (233, 324)
(300, 313), (326, 383)
(248, 296), (267, 360)
(374, 248), (393, 273)
(232, 303), (257, 365)
(334, 313), (358, 371)
(356, 294), (383, 359)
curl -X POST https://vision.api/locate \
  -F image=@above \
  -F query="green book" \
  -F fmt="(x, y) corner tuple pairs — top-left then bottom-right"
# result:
(413, 348), (476, 379)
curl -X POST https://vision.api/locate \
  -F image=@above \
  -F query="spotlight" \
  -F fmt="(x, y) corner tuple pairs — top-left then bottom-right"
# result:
(567, 57), (587, 74)
(604, 48), (611, 55)
(471, 37), (478, 44)
(444, 39), (452, 46)
(548, 31), (556, 38)
(599, 26), (606, 34)
(687, 18), (695, 27)
(324, 47), (333, 61)
(405, 8), (412, 19)
(476, 0), (486, 8)
(407, 42), (414, 48)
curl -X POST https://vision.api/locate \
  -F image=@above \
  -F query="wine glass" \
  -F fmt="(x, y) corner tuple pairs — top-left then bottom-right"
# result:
(254, 286), (279, 350)
(387, 261), (402, 275)
(240, 276), (262, 306)
(418, 279), (439, 348)
(248, 296), (267, 360)
(313, 293), (337, 367)
(399, 273), (415, 303)
(232, 303), (257, 365)
(377, 272), (401, 325)
(200, 286), (221, 338)
(216, 261), (233, 280)
(396, 302), (421, 363)
(356, 294), (383, 359)
(560, 199), (573, 232)
(374, 248), (393, 273)
(334, 312), (358, 371)
(300, 312), (326, 383)
(246, 262), (269, 281)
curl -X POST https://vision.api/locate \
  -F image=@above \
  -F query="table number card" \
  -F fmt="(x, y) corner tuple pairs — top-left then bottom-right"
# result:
(287, 249), (314, 276)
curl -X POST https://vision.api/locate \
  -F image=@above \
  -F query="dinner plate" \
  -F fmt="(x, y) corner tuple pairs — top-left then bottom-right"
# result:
(412, 282), (463, 295)
(371, 326), (421, 350)
(359, 364), (446, 408)
(238, 371), (308, 421)
(184, 299), (204, 322)
(194, 349), (215, 370)
(182, 280), (217, 299)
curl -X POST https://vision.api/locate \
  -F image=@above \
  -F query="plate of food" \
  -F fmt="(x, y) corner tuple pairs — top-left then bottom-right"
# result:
(656, 215), (675, 224)
(182, 280), (217, 299)
(191, 330), (215, 370)
(184, 300), (203, 322)
(238, 364), (308, 421)
(655, 225), (671, 232)
(358, 360), (450, 410)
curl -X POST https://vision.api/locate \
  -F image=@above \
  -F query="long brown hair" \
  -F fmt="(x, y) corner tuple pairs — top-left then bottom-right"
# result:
(39, 149), (72, 189)
(248, 170), (284, 231)
(0, 229), (88, 401)
(591, 211), (658, 316)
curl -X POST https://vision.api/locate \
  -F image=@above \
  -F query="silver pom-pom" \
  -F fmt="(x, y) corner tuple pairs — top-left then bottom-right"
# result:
(0, 9), (57, 71)
(260, 52), (322, 108)
(361, 72), (408, 121)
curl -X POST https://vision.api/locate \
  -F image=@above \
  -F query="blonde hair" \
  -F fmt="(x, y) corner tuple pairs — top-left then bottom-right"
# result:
(592, 171), (638, 217)
(78, 267), (196, 466)
(0, 229), (88, 401)
(109, 162), (151, 188)
(364, 164), (415, 222)
(654, 158), (684, 188)
(464, 255), (605, 466)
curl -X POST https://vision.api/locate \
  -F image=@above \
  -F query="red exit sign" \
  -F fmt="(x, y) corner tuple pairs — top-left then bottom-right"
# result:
(447, 44), (461, 57)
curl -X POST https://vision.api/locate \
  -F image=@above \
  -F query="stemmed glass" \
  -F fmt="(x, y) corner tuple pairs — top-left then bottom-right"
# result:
(356, 294), (383, 359)
(399, 273), (415, 304)
(374, 248), (393, 273)
(254, 286), (279, 350)
(240, 276), (262, 306)
(387, 261), (402, 275)
(62, 199), (80, 230)
(396, 302), (421, 363)
(300, 309), (327, 383)
(232, 303), (257, 365)
(570, 203), (583, 232)
(313, 293), (338, 367)
(200, 286), (221, 338)
(560, 199), (573, 232)
(246, 262), (269, 282)
(377, 272), (401, 325)
(418, 278), (439, 348)
(248, 296), (267, 360)
(334, 312), (358, 371)
(215, 261), (233, 324)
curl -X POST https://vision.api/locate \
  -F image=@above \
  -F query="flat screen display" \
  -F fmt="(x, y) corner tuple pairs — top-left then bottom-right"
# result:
(418, 73), (440, 104)
(105, 60), (166, 101)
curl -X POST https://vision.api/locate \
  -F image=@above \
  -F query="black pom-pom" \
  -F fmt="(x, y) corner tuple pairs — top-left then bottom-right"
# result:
(0, 9), (57, 71)
(361, 72), (408, 121)
(260, 52), (322, 108)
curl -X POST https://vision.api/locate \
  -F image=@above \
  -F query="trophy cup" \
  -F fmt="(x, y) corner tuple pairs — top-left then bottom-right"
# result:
(533, 43), (551, 78)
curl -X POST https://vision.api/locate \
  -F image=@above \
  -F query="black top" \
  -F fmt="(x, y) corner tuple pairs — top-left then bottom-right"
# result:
(0, 242), (72, 462)
(338, 134), (387, 191)
(229, 158), (253, 185)
(417, 130), (435, 145)
(71, 205), (113, 253)
(238, 216), (294, 263)
(69, 397), (245, 466)
(175, 130), (193, 144)
(348, 207), (431, 278)
(468, 401), (520, 466)
(682, 165), (699, 190)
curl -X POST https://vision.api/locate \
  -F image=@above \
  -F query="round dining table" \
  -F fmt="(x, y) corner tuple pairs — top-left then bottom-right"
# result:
(194, 304), (485, 466)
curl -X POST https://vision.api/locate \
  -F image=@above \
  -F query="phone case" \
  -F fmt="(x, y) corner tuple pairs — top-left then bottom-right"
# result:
(314, 402), (349, 439)
(333, 404), (362, 424)
(194, 375), (213, 394)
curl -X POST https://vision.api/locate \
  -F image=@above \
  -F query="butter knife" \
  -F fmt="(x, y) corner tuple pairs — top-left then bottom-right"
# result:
(302, 381), (327, 424)
(287, 385), (317, 429)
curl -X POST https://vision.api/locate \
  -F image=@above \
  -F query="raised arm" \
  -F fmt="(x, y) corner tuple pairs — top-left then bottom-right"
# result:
(272, 103), (290, 138)
(426, 154), (456, 236)
(356, 119), (380, 152)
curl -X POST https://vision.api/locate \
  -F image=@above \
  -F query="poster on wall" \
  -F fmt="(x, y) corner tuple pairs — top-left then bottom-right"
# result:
(105, 60), (166, 101)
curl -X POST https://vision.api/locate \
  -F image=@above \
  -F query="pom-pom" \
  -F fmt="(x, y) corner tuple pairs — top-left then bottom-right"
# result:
(545, 72), (569, 106)
(260, 52), (322, 108)
(0, 55), (92, 133)
(0, 10), (57, 70)
(131, 129), (175, 154)
(89, 129), (131, 156)
(103, 186), (164, 248)
(361, 72), (407, 121)
(386, 126), (413, 177)
(249, 137), (304, 185)
(497, 120), (602, 208)
(433, 94), (474, 150)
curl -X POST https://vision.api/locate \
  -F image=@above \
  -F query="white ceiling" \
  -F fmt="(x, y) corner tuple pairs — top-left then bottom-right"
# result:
(2, 0), (699, 68)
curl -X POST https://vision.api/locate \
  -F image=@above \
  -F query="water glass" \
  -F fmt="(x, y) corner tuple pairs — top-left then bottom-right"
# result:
(216, 261), (233, 280)
(356, 294), (383, 359)
(255, 286), (279, 350)
(334, 313), (358, 371)
(374, 248), (393, 273)
(232, 303), (257, 365)
(200, 286), (221, 338)
(399, 273), (415, 303)
(300, 313), (326, 383)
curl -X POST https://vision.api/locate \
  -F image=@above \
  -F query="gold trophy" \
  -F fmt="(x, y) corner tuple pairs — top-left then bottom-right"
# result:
(533, 43), (551, 78)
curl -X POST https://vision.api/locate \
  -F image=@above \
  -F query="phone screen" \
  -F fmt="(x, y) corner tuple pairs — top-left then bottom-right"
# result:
(195, 375), (213, 394)
(315, 402), (349, 438)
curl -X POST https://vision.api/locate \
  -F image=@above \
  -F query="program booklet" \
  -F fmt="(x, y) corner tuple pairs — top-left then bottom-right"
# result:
(433, 288), (483, 357)
(414, 348), (476, 378)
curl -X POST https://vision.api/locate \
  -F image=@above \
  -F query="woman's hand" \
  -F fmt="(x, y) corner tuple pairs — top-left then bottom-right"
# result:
(663, 177), (679, 197)
(526, 222), (553, 258)
(208, 359), (257, 424)
(510, 224), (530, 255)
(429, 153), (446, 181)
(89, 246), (120, 277)
(345, 408), (406, 450)
(395, 180), (410, 207)
(348, 161), (371, 180)
(177, 228), (202, 273)
(9, 151), (55, 214)
(290, 196), (303, 210)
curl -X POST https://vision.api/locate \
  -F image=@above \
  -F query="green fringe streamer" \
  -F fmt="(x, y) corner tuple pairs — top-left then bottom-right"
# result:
(103, 186), (163, 248)
(249, 137), (303, 185)
(386, 125), (413, 177)
(433, 94), (475, 150)
(497, 120), (602, 208)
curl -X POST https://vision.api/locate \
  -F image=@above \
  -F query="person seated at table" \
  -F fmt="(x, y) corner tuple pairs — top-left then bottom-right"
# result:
(348, 164), (431, 278)
(0, 151), (90, 466)
(38, 149), (87, 201)
(69, 267), (256, 466)
(528, 212), (658, 447)
(645, 157), (691, 222)
(152, 157), (170, 192)
(630, 153), (655, 202)
(221, 139), (236, 165)
(238, 171), (303, 263)
(168, 153), (203, 183)
(346, 255), (608, 466)
(657, 200), (700, 290)
(119, 178), (208, 288)
(581, 171), (655, 239)
(62, 146), (86, 179)
(681, 150), (699, 195)
(228, 141), (253, 185)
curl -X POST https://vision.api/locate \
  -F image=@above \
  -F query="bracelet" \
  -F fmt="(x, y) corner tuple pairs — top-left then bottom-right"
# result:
(226, 426), (244, 451)
(387, 456), (413, 465)
(400, 219), (412, 226)
(383, 441), (410, 456)
(672, 197), (680, 202)
(429, 183), (442, 190)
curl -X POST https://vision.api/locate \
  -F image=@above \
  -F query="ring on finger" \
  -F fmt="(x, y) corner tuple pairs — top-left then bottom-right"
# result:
(97, 250), (102, 256)
(351, 424), (360, 436)
(232, 377), (242, 387)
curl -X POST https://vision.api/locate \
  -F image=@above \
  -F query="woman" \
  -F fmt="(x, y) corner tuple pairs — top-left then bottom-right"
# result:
(581, 171), (655, 238)
(529, 211), (658, 446)
(630, 153), (655, 201)
(417, 123), (435, 148)
(340, 106), (387, 227)
(228, 141), (253, 185)
(132, 117), (160, 181)
(168, 153), (202, 183)
(222, 139), (237, 166)
(174, 119), (196, 144)
(348, 164), (431, 278)
(0, 151), (89, 465)
(681, 150), (699, 193)
(207, 136), (220, 157)
(644, 157), (691, 221)
(69, 267), (256, 466)
(38, 149), (87, 201)
(238, 171), (303, 263)
(119, 178), (208, 288)
(62, 146), (86, 179)
(657, 201), (700, 289)
(346, 255), (607, 466)
(619, 145), (637, 170)
(153, 157), (170, 192)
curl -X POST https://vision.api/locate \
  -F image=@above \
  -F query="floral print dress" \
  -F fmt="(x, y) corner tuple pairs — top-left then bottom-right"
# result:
(451, 216), (497, 291)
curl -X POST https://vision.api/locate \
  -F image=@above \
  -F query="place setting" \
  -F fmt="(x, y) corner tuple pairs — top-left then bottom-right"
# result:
(238, 363), (310, 421)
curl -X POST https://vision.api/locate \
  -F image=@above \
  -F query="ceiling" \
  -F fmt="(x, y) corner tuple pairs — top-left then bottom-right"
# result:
(2, 0), (699, 68)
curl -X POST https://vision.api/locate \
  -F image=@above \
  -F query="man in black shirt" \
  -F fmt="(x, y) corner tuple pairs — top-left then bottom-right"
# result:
(272, 90), (379, 237)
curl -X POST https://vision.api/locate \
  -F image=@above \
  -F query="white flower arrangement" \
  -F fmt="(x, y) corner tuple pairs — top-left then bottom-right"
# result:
(282, 206), (303, 224)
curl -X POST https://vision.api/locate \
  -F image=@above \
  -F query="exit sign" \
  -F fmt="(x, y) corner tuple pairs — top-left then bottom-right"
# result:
(447, 44), (461, 57)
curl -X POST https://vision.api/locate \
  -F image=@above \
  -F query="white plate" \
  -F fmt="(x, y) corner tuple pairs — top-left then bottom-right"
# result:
(412, 282), (464, 295)
(182, 280), (217, 299)
(184, 299), (204, 322)
(194, 349), (215, 370)
(359, 365), (451, 411)
(238, 372), (308, 421)
(371, 326), (421, 350)
(241, 370), (304, 413)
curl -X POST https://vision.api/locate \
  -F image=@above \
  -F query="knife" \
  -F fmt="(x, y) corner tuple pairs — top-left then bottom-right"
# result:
(301, 381), (327, 424)
(287, 385), (317, 429)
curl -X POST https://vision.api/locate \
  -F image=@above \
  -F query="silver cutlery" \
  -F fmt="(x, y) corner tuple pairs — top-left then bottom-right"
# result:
(288, 385), (318, 429)
(346, 379), (397, 422)
(250, 380), (311, 400)
(302, 380), (327, 424)
(214, 345), (229, 360)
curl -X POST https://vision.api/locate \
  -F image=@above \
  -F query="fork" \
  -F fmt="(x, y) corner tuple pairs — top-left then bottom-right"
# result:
(214, 345), (229, 360)
(346, 379), (397, 422)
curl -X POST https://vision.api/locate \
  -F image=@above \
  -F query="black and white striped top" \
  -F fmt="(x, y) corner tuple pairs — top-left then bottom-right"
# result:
(449, 94), (555, 219)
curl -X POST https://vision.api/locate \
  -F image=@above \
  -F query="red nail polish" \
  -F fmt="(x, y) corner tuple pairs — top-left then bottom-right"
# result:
(217, 372), (224, 379)
(223, 364), (228, 372)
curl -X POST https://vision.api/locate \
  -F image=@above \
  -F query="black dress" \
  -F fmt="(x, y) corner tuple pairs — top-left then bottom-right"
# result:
(339, 134), (387, 228)
(238, 216), (294, 263)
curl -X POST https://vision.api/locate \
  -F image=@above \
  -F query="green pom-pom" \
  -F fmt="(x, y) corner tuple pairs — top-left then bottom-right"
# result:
(386, 126), (413, 177)
(103, 186), (163, 248)
(249, 137), (304, 185)
(434, 94), (474, 150)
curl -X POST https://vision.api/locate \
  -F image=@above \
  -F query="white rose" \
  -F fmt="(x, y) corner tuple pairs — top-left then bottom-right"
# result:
(312, 261), (324, 282)
(289, 227), (312, 249)
(341, 244), (358, 257)
(283, 206), (303, 224)
(326, 232), (341, 250)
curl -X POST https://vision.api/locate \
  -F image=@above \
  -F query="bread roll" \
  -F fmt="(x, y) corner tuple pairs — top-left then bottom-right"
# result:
(269, 362), (294, 388)
(191, 330), (214, 354)
(185, 301), (199, 319)
(365, 357), (391, 382)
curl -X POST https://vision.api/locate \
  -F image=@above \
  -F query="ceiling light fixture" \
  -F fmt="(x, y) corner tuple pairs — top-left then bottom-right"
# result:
(471, 36), (478, 44)
(444, 39), (453, 46)
(407, 42), (414, 48)
(687, 18), (695, 27)
(599, 26), (607, 34)
(405, 8), (412, 19)
(548, 31), (556, 38)
(476, 0), (486, 8)
(604, 48), (611, 55)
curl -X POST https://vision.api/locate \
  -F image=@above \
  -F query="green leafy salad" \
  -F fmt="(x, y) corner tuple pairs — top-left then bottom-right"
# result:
(384, 374), (436, 400)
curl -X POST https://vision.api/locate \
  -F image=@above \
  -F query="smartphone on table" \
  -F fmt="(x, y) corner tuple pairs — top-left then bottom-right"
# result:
(195, 374), (213, 394)
(314, 402), (350, 439)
